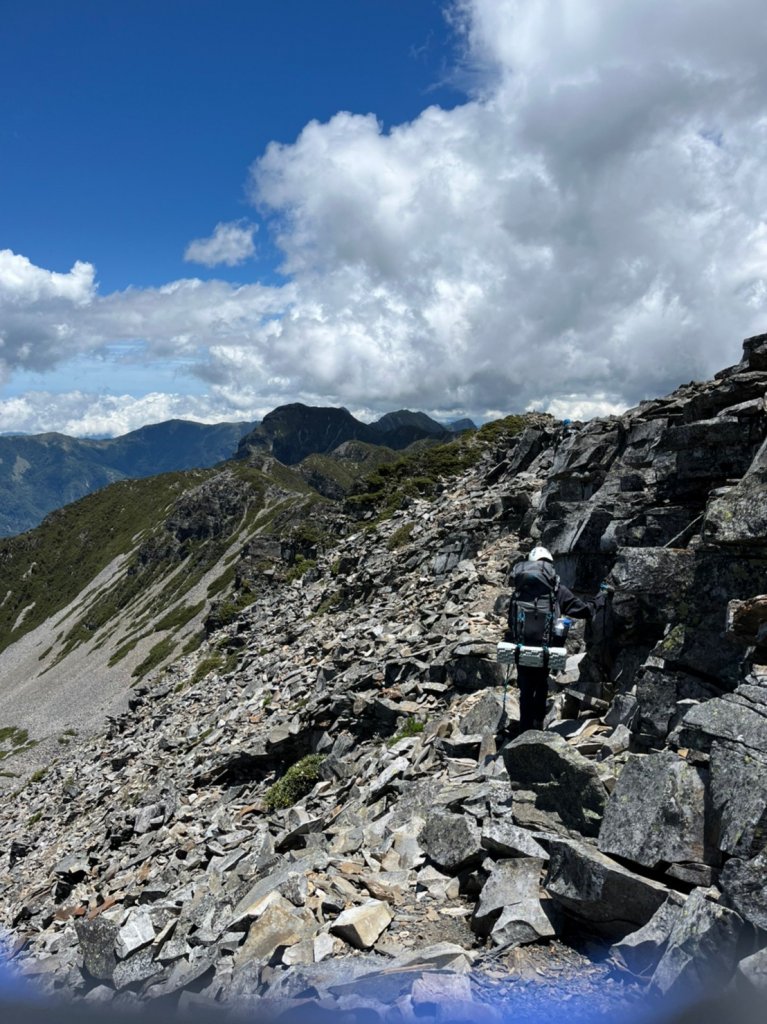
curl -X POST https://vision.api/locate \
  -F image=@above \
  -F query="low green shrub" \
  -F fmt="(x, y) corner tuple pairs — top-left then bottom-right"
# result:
(387, 522), (415, 550)
(286, 557), (317, 582)
(264, 754), (324, 811)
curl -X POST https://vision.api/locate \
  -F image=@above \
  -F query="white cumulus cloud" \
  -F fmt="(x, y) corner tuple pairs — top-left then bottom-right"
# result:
(2, 0), (767, 435)
(0, 390), (257, 437)
(183, 221), (257, 267)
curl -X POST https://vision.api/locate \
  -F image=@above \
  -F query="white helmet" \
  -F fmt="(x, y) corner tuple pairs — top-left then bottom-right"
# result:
(529, 545), (554, 562)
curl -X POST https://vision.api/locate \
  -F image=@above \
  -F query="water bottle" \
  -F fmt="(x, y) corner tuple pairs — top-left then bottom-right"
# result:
(553, 616), (572, 641)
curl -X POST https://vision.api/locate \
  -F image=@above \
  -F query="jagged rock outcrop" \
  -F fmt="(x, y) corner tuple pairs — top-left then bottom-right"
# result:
(1, 333), (767, 1018)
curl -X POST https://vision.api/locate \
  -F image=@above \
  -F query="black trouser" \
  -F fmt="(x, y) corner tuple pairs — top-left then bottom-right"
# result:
(517, 665), (549, 731)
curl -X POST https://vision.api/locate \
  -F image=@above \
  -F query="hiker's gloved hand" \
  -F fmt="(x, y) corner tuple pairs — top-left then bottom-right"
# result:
(599, 582), (614, 596)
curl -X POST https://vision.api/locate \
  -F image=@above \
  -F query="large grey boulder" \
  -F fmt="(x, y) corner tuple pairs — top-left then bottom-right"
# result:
(598, 752), (711, 869)
(480, 820), (549, 860)
(501, 731), (608, 837)
(742, 331), (767, 370)
(609, 548), (696, 640)
(232, 897), (317, 970)
(471, 858), (556, 947)
(459, 689), (505, 736)
(74, 917), (120, 983)
(651, 888), (745, 996)
(419, 811), (483, 872)
(719, 849), (767, 931)
(331, 899), (393, 950)
(709, 740), (767, 858)
(704, 436), (767, 546)
(635, 665), (719, 746)
(545, 837), (671, 938)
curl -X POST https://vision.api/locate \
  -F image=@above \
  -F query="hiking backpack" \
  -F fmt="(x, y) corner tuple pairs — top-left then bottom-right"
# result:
(508, 559), (560, 646)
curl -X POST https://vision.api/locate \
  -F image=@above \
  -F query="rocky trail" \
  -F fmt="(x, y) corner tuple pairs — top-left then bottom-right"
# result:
(1, 334), (766, 1021)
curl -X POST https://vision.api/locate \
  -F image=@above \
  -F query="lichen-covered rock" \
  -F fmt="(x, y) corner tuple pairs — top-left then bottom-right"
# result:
(704, 437), (767, 547)
(598, 752), (711, 869)
(718, 849), (767, 931)
(74, 917), (121, 983)
(651, 889), (745, 997)
(502, 731), (608, 837)
(672, 688), (767, 756)
(709, 740), (767, 858)
(419, 812), (483, 872)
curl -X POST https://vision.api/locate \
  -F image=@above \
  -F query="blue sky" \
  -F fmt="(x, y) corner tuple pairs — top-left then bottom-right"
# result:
(1, 1), (766, 436)
(2, 1), (459, 294)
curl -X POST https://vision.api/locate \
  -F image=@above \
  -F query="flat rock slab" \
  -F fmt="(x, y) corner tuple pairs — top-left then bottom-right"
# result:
(411, 971), (473, 1009)
(330, 899), (393, 949)
(230, 851), (327, 925)
(736, 947), (767, 993)
(651, 888), (745, 997)
(545, 837), (671, 938)
(480, 820), (549, 860)
(502, 731), (608, 837)
(673, 689), (767, 756)
(115, 909), (156, 959)
(598, 752), (709, 869)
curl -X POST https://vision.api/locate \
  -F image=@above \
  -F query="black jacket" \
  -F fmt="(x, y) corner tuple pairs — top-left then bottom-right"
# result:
(557, 582), (604, 621)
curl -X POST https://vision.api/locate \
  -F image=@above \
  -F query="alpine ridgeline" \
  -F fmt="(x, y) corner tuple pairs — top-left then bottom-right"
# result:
(1, 335), (766, 1020)
(0, 419), (257, 538)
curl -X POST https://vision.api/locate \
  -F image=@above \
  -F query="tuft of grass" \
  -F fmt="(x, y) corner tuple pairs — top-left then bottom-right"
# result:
(187, 650), (238, 688)
(154, 600), (206, 633)
(0, 726), (29, 747)
(0, 726), (38, 761)
(264, 754), (324, 811)
(314, 591), (342, 617)
(131, 636), (176, 680)
(387, 522), (415, 550)
(29, 769), (46, 783)
(205, 589), (255, 632)
(387, 718), (425, 747)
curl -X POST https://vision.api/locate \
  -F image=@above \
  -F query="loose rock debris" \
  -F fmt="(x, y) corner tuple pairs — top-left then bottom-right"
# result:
(1, 332), (767, 1018)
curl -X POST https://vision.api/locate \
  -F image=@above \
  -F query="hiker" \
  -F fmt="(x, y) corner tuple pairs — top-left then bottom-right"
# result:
(505, 545), (608, 733)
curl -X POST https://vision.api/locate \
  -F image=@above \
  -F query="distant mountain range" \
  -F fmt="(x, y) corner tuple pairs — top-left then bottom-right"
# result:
(0, 419), (254, 537)
(0, 408), (476, 536)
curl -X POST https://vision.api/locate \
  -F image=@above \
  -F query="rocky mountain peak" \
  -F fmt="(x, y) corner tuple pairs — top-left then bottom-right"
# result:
(236, 404), (454, 466)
